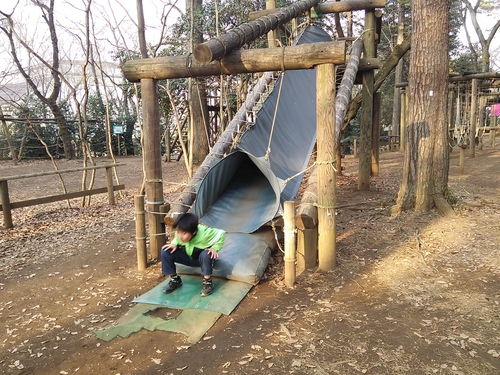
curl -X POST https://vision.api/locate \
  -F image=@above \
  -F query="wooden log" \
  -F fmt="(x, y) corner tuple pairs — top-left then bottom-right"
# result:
(449, 71), (500, 82)
(142, 79), (163, 260)
(371, 92), (381, 176)
(135, 195), (147, 271)
(249, 0), (387, 20)
(469, 78), (478, 158)
(335, 39), (363, 143)
(296, 228), (318, 274)
(316, 63), (337, 271)
(0, 180), (13, 229)
(123, 41), (346, 82)
(0, 163), (126, 182)
(266, 0), (277, 48)
(284, 201), (296, 287)
(459, 146), (465, 174)
(295, 166), (318, 230)
(105, 166), (115, 205)
(400, 90), (407, 152)
(5, 185), (124, 210)
(358, 10), (376, 191)
(194, 0), (321, 64)
(167, 72), (275, 219)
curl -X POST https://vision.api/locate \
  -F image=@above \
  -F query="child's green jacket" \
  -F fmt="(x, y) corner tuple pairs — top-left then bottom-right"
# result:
(172, 224), (226, 257)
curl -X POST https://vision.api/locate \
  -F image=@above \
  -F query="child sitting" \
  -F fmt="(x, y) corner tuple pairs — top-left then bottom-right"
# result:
(161, 213), (225, 296)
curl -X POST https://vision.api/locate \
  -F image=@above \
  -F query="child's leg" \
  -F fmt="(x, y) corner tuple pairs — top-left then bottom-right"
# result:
(161, 246), (197, 275)
(198, 250), (215, 277)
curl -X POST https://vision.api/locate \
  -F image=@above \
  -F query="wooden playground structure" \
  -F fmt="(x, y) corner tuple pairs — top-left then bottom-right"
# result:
(122, 0), (386, 277)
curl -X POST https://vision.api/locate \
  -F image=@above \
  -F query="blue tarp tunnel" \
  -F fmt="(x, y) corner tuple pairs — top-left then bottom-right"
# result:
(177, 25), (333, 284)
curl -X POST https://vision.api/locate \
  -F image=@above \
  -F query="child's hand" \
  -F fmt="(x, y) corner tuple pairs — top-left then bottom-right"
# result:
(162, 244), (177, 253)
(206, 248), (219, 259)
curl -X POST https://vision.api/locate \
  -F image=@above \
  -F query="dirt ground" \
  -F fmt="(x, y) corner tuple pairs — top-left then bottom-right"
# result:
(0, 145), (499, 375)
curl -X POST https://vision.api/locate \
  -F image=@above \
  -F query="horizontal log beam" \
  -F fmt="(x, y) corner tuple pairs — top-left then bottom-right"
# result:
(6, 185), (125, 210)
(449, 72), (500, 82)
(123, 41), (346, 82)
(0, 163), (125, 182)
(194, 0), (321, 64)
(249, 0), (386, 20)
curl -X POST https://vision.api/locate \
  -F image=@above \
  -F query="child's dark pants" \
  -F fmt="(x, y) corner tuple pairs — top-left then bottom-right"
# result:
(161, 246), (214, 276)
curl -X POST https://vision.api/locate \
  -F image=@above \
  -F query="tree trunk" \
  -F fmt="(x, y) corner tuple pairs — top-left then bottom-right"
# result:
(0, 107), (17, 164)
(0, 0), (74, 159)
(393, 0), (450, 214)
(188, 0), (210, 165)
(391, 2), (404, 138)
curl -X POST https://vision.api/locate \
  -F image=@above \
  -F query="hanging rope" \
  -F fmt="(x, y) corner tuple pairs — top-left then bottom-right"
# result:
(265, 68), (285, 161)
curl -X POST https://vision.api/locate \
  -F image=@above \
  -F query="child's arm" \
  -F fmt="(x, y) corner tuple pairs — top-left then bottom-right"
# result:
(161, 243), (178, 252)
(204, 229), (225, 259)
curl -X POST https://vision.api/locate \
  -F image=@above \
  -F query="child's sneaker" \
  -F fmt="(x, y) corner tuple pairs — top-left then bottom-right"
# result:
(200, 278), (213, 296)
(163, 276), (182, 294)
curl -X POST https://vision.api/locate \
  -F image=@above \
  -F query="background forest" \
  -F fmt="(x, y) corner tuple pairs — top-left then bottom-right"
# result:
(0, 0), (499, 166)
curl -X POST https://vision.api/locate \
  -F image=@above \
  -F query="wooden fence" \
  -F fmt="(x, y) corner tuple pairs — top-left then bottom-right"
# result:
(0, 163), (125, 229)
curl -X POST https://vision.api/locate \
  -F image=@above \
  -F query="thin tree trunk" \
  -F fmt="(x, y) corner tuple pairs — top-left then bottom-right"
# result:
(391, 2), (404, 138)
(0, 107), (17, 165)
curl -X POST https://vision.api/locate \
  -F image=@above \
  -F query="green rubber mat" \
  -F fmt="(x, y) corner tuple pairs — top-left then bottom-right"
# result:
(132, 275), (253, 315)
(95, 304), (221, 344)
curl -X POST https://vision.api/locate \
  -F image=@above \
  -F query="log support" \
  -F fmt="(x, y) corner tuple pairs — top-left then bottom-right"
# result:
(123, 42), (346, 82)
(135, 195), (147, 271)
(296, 167), (318, 274)
(359, 9), (376, 191)
(316, 64), (337, 271)
(142, 79), (164, 260)
(194, 0), (321, 64)
(250, 0), (387, 20)
(284, 201), (296, 287)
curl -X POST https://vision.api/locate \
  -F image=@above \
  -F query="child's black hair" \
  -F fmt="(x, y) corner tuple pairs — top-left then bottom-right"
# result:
(172, 213), (199, 234)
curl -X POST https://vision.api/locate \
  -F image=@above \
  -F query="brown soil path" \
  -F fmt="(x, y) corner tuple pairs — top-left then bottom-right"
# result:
(0, 148), (499, 375)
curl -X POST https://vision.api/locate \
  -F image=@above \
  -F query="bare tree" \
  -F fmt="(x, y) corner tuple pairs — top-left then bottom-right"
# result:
(0, 0), (75, 159)
(462, 0), (500, 72)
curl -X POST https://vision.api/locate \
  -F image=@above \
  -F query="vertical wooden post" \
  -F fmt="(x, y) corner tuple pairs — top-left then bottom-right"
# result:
(371, 92), (381, 176)
(0, 180), (13, 229)
(400, 90), (407, 152)
(105, 166), (115, 205)
(266, 0), (277, 48)
(353, 138), (357, 157)
(135, 195), (147, 271)
(469, 79), (478, 158)
(359, 10), (376, 191)
(316, 64), (337, 271)
(159, 203), (170, 248)
(296, 228), (318, 274)
(141, 78), (163, 260)
(491, 114), (497, 148)
(459, 146), (465, 174)
(284, 201), (296, 287)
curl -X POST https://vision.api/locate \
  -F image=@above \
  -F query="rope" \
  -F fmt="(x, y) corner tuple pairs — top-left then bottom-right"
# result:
(281, 160), (337, 186)
(271, 220), (285, 254)
(185, 53), (194, 77)
(265, 71), (285, 161)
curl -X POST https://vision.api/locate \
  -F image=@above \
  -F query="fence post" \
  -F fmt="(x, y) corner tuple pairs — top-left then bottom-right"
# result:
(135, 195), (147, 271)
(105, 167), (115, 205)
(0, 180), (13, 229)
(284, 201), (296, 287)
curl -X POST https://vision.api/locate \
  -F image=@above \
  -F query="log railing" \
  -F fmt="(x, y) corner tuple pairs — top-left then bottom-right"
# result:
(0, 163), (125, 229)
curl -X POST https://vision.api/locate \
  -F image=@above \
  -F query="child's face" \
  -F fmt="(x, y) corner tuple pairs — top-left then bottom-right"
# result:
(176, 229), (195, 243)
